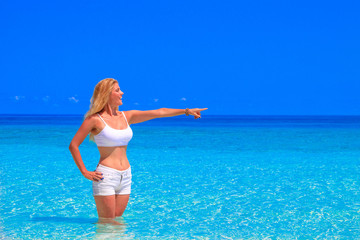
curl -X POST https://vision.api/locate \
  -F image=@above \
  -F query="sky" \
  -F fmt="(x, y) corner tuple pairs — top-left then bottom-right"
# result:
(1, 0), (359, 115)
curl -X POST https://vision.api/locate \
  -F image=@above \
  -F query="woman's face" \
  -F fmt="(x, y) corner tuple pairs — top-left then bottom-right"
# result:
(109, 83), (124, 106)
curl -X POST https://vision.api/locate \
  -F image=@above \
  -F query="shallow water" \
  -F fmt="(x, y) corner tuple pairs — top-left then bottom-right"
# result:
(0, 115), (360, 239)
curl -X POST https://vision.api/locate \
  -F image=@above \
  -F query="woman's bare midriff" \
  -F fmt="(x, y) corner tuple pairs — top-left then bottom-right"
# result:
(97, 146), (130, 171)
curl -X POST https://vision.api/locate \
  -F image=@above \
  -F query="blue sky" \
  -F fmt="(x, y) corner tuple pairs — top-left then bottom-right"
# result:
(1, 0), (359, 115)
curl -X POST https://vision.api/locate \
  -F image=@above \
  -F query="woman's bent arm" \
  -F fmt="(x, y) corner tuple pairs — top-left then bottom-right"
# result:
(69, 116), (103, 181)
(69, 145), (87, 174)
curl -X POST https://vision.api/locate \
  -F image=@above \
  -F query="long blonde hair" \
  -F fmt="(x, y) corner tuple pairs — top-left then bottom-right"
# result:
(84, 78), (118, 141)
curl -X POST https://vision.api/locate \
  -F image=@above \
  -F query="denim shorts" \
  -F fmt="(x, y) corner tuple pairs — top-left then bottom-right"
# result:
(92, 164), (132, 196)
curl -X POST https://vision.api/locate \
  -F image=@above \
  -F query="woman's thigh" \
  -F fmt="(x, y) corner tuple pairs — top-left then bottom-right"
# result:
(94, 195), (116, 218)
(115, 194), (130, 217)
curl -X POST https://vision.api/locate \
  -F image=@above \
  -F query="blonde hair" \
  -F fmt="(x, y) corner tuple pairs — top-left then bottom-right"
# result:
(84, 78), (118, 141)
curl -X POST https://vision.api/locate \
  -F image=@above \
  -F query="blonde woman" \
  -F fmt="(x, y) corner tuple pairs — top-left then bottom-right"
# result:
(69, 78), (208, 223)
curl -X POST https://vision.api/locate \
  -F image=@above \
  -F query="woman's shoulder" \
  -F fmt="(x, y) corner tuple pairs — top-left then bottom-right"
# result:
(84, 112), (102, 124)
(119, 110), (132, 115)
(120, 109), (139, 114)
(119, 110), (133, 123)
(86, 112), (100, 119)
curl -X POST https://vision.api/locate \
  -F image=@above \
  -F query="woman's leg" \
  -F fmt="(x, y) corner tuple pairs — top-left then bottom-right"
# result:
(94, 195), (116, 219)
(115, 194), (130, 217)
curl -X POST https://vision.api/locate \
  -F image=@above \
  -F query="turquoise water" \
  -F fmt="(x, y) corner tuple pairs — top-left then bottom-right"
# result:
(1, 115), (360, 239)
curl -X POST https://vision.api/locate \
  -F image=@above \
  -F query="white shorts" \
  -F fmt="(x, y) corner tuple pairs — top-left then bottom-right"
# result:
(92, 164), (132, 196)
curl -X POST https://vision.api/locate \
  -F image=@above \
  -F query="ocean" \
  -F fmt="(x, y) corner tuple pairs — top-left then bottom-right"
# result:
(0, 114), (360, 239)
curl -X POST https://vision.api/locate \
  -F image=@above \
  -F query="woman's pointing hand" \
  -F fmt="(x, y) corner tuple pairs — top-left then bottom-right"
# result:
(189, 108), (208, 119)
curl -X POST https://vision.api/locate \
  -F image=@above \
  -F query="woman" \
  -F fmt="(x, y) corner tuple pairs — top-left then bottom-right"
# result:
(69, 78), (207, 223)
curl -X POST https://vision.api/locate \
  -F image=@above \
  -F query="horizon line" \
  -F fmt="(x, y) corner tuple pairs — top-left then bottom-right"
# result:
(1, 113), (360, 117)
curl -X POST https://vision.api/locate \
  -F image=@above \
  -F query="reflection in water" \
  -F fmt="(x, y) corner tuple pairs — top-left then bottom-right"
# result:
(93, 217), (134, 240)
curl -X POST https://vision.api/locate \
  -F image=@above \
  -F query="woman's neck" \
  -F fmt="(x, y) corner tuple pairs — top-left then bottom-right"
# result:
(102, 104), (119, 116)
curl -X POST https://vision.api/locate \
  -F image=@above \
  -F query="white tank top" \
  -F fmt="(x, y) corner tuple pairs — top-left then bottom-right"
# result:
(94, 112), (133, 147)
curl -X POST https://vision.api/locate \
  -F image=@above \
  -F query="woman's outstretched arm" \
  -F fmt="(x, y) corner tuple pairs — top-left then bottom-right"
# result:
(126, 108), (208, 124)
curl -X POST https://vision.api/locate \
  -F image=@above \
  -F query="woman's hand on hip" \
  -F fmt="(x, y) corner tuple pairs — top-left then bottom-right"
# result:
(83, 170), (103, 182)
